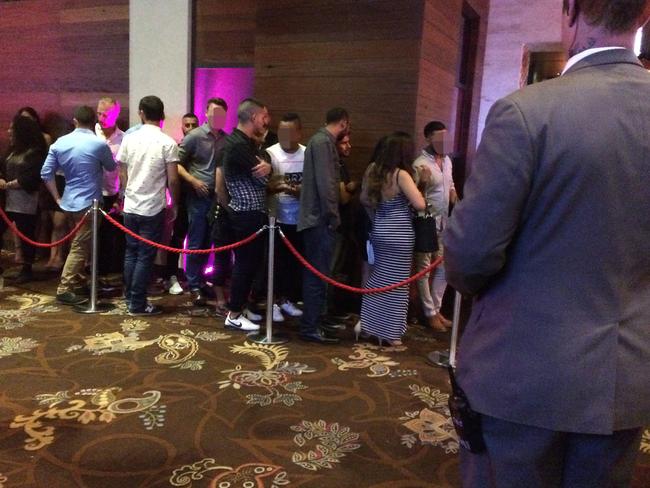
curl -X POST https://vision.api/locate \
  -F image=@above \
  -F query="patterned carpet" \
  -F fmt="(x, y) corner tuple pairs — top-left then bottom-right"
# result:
(0, 260), (648, 488)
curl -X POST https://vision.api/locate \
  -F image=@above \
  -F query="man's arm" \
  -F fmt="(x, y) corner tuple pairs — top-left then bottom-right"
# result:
(41, 147), (61, 204)
(178, 134), (209, 197)
(214, 166), (229, 206)
(311, 140), (339, 229)
(443, 97), (535, 295)
(99, 144), (116, 172)
(166, 162), (180, 219)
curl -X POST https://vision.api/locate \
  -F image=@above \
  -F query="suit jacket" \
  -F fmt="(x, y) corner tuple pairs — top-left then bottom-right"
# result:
(443, 49), (650, 435)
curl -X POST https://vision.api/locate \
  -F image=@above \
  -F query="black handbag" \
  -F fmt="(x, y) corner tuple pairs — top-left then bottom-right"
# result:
(413, 207), (438, 253)
(447, 366), (486, 453)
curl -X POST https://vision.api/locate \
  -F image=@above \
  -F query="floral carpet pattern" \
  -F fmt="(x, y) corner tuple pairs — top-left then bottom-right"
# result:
(0, 270), (648, 487)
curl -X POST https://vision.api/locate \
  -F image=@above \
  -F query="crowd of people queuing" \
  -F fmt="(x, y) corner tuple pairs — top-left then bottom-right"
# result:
(0, 95), (457, 346)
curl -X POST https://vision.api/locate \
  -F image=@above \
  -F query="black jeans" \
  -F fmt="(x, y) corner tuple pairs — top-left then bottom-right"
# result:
(98, 194), (126, 275)
(300, 224), (335, 334)
(0, 211), (37, 265)
(275, 223), (302, 302)
(227, 210), (266, 313)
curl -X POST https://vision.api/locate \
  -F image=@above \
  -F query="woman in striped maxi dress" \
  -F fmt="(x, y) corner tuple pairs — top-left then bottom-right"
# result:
(358, 133), (425, 347)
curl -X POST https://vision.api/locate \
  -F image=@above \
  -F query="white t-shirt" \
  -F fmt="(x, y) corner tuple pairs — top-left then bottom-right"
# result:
(116, 124), (179, 217)
(413, 150), (455, 225)
(95, 124), (124, 197)
(266, 143), (305, 225)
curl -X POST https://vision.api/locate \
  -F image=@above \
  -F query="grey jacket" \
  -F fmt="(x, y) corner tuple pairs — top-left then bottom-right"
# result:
(297, 128), (340, 232)
(443, 49), (650, 434)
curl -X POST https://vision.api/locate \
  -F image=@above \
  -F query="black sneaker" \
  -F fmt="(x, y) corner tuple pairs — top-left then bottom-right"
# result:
(129, 304), (163, 316)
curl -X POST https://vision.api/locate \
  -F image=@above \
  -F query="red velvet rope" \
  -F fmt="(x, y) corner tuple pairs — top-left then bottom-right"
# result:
(101, 209), (263, 254)
(0, 206), (89, 248)
(279, 229), (443, 294)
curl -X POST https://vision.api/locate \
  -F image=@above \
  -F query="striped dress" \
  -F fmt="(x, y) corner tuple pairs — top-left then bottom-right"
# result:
(360, 192), (414, 341)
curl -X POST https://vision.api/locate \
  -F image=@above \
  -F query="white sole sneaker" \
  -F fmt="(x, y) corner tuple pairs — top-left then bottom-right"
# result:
(280, 301), (303, 317)
(243, 308), (262, 321)
(272, 304), (285, 322)
(225, 313), (260, 331)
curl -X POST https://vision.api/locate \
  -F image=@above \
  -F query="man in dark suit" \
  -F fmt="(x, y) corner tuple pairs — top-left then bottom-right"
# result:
(443, 1), (650, 486)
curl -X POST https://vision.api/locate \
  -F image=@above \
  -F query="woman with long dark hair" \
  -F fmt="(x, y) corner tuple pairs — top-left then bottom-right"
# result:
(0, 115), (47, 283)
(356, 132), (425, 346)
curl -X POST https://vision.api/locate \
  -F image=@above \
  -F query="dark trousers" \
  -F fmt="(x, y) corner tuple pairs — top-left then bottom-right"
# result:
(185, 192), (213, 290)
(275, 223), (302, 302)
(227, 210), (266, 313)
(164, 194), (188, 280)
(98, 194), (126, 275)
(300, 224), (335, 334)
(123, 211), (164, 311)
(0, 211), (37, 265)
(460, 414), (643, 488)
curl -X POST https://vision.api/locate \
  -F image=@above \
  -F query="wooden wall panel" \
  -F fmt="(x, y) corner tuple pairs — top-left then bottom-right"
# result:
(415, 0), (489, 158)
(193, 0), (488, 179)
(254, 0), (424, 179)
(0, 0), (129, 154)
(195, 0), (257, 66)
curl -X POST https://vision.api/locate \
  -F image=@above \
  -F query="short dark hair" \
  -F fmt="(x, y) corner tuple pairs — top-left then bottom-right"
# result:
(237, 98), (266, 123)
(206, 97), (228, 111)
(326, 107), (349, 125)
(73, 106), (97, 126)
(563, 0), (648, 33)
(139, 95), (165, 122)
(182, 112), (199, 120)
(424, 121), (446, 138)
(280, 112), (302, 128)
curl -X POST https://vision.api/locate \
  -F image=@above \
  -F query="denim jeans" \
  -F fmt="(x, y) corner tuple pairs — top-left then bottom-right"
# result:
(123, 210), (164, 311)
(227, 210), (266, 313)
(185, 192), (213, 290)
(300, 224), (335, 334)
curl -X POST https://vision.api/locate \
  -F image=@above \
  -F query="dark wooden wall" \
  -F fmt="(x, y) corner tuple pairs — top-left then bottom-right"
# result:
(0, 0), (129, 153)
(254, 0), (424, 178)
(194, 0), (489, 180)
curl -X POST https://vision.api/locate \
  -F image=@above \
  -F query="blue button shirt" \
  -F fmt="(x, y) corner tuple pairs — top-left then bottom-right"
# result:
(41, 128), (116, 212)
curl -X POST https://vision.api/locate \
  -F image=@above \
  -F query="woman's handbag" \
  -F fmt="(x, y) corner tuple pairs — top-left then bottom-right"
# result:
(413, 207), (438, 253)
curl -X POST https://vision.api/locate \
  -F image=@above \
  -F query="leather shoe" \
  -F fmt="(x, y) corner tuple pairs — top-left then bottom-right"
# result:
(56, 292), (88, 306)
(299, 330), (340, 344)
(320, 322), (344, 335)
(191, 289), (207, 307)
(428, 314), (448, 332)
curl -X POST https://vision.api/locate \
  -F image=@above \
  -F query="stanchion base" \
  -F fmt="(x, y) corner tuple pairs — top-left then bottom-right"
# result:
(247, 332), (290, 345)
(73, 302), (115, 314)
(427, 350), (450, 368)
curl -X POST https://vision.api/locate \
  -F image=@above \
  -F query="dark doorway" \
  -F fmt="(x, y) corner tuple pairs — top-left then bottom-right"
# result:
(452, 2), (480, 198)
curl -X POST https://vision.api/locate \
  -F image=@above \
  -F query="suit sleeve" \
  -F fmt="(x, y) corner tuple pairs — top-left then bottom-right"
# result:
(443, 97), (536, 295)
(312, 140), (339, 228)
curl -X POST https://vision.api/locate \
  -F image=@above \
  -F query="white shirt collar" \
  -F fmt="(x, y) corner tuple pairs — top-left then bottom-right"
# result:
(561, 46), (626, 75)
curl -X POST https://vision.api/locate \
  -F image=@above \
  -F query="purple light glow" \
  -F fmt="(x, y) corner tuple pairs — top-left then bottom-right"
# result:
(203, 266), (214, 276)
(193, 67), (255, 132)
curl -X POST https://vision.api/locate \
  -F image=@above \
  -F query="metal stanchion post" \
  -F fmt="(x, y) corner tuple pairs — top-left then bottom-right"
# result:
(75, 199), (114, 314)
(427, 290), (462, 367)
(248, 215), (288, 344)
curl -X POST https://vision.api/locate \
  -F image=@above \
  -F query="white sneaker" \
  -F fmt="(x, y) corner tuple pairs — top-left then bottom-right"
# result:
(280, 300), (303, 317)
(225, 312), (260, 331)
(168, 275), (183, 295)
(243, 308), (262, 321)
(272, 304), (285, 322)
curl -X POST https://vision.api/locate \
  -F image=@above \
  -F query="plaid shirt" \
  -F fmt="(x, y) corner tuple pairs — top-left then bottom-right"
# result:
(222, 128), (269, 212)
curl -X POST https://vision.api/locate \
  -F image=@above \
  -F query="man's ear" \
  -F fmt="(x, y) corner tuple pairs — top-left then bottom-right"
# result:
(72, 118), (80, 128)
(565, 0), (579, 27)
